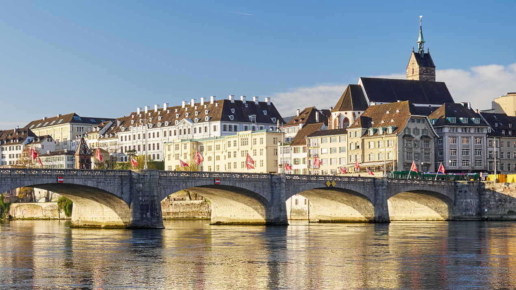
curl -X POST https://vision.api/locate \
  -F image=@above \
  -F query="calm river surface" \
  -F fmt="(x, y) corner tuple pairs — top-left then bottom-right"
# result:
(1, 220), (516, 289)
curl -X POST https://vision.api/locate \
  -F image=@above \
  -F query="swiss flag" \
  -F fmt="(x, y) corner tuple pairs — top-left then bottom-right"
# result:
(410, 161), (418, 173)
(283, 163), (292, 171)
(246, 153), (255, 169)
(95, 148), (103, 162)
(339, 167), (348, 174)
(194, 151), (204, 165)
(29, 148), (38, 160)
(367, 168), (374, 176)
(312, 157), (322, 168)
(354, 159), (360, 171)
(179, 159), (189, 167)
(131, 158), (138, 168)
(437, 163), (445, 174)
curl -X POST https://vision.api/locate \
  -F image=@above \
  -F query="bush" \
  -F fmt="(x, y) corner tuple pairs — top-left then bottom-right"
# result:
(0, 194), (11, 220)
(57, 197), (73, 217)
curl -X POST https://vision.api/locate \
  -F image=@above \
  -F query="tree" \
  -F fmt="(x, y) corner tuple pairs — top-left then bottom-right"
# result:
(57, 196), (73, 217)
(0, 194), (11, 219)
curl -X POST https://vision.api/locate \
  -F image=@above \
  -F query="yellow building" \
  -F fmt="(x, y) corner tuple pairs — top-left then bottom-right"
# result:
(164, 130), (283, 173)
(306, 129), (347, 175)
(492, 92), (516, 117)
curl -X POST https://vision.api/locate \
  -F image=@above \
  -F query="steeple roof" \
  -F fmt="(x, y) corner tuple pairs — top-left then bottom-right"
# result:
(417, 16), (425, 54)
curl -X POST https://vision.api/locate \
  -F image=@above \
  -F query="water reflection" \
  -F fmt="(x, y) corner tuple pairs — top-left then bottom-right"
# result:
(3, 220), (516, 289)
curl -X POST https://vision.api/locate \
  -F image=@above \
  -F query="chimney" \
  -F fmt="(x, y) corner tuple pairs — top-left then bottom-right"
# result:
(200, 97), (205, 105)
(144, 106), (149, 113)
(296, 109), (300, 116)
(315, 111), (320, 123)
(240, 95), (246, 102)
(182, 101), (186, 108)
(154, 104), (159, 111)
(190, 99), (196, 106)
(229, 95), (235, 103)
(163, 103), (168, 110)
(43, 117), (47, 120)
(265, 97), (271, 105)
(136, 107), (140, 114)
(253, 96), (259, 104)
(210, 96), (216, 104)
(57, 114), (62, 118)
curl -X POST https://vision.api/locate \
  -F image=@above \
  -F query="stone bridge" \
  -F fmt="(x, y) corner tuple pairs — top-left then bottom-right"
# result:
(0, 169), (484, 228)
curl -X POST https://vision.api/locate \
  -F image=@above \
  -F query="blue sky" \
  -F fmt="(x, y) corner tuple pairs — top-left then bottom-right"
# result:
(1, 0), (516, 129)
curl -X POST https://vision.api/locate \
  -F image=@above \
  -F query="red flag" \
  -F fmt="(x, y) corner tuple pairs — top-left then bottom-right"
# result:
(367, 168), (374, 176)
(354, 159), (360, 171)
(194, 151), (204, 165)
(29, 148), (38, 160)
(339, 167), (347, 174)
(283, 163), (292, 171)
(410, 161), (418, 173)
(246, 154), (255, 169)
(437, 163), (445, 174)
(313, 157), (322, 168)
(37, 157), (43, 166)
(180, 159), (189, 167)
(131, 158), (138, 168)
(95, 148), (103, 162)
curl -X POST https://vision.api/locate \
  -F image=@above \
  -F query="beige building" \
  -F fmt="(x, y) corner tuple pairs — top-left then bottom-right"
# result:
(492, 92), (516, 116)
(165, 130), (283, 173)
(306, 129), (347, 175)
(26, 113), (112, 152)
(347, 101), (438, 174)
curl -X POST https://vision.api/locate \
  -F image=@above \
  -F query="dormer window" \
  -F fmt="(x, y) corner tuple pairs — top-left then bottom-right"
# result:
(185, 113), (189, 117)
(495, 122), (498, 127)
(165, 121), (170, 126)
(205, 110), (210, 114)
(229, 115), (234, 121)
(396, 110), (400, 113)
(194, 118), (199, 123)
(368, 128), (374, 136)
(195, 111), (199, 116)
(460, 117), (468, 124)
(510, 123), (513, 128)
(176, 114), (180, 118)
(386, 111), (390, 114)
(175, 120), (179, 125)
(131, 120), (135, 124)
(249, 115), (256, 122)
(231, 108), (236, 114)
(263, 110), (267, 115)
(271, 117), (276, 123)
(447, 117), (456, 124)
(502, 130), (506, 135)
(158, 116), (162, 121)
(205, 116), (211, 121)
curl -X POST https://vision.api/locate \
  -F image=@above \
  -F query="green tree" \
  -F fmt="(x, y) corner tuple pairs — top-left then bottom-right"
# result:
(57, 196), (73, 217)
(0, 194), (11, 220)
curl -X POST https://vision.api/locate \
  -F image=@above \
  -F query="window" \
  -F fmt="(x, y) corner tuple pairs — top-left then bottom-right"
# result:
(321, 137), (328, 144)
(405, 151), (412, 160)
(475, 149), (482, 156)
(447, 117), (456, 123)
(423, 140), (430, 148)
(475, 137), (482, 144)
(475, 160), (482, 167)
(462, 137), (469, 144)
(462, 160), (470, 167)
(450, 160), (457, 167)
(369, 141), (375, 149)
(449, 137), (457, 144)
(462, 149), (470, 156)
(450, 149), (457, 156)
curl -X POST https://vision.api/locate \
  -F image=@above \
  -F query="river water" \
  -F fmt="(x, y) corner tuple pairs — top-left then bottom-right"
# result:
(1, 220), (516, 289)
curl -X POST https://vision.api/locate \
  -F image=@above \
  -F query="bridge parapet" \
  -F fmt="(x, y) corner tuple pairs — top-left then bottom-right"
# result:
(158, 171), (271, 180)
(0, 168), (131, 177)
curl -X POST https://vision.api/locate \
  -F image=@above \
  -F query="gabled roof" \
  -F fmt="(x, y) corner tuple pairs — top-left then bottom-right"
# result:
(429, 103), (488, 127)
(480, 112), (516, 137)
(100, 99), (284, 137)
(0, 128), (36, 145)
(283, 107), (329, 128)
(290, 123), (325, 146)
(408, 51), (435, 68)
(348, 101), (423, 136)
(359, 77), (454, 105)
(25, 113), (112, 130)
(332, 85), (368, 112)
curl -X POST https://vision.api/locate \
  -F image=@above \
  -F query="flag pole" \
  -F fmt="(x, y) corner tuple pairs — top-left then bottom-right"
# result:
(434, 162), (440, 181)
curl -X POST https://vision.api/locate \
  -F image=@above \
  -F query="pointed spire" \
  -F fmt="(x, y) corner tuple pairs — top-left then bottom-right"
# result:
(417, 15), (425, 55)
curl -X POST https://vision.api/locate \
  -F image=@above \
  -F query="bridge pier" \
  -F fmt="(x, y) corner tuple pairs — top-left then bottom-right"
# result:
(129, 170), (164, 229)
(373, 179), (390, 223)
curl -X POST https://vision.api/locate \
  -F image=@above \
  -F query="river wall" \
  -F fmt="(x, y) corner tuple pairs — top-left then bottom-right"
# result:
(482, 182), (516, 220)
(161, 199), (211, 219)
(9, 203), (68, 220)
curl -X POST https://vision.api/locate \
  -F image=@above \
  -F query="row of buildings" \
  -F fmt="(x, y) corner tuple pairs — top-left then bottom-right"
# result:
(2, 19), (516, 176)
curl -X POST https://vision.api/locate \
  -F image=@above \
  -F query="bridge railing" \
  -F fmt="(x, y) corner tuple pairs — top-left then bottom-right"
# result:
(158, 171), (270, 179)
(0, 168), (132, 177)
(387, 178), (453, 186)
(285, 175), (376, 183)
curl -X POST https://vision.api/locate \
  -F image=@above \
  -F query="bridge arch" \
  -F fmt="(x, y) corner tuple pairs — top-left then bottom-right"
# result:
(286, 185), (375, 223)
(0, 169), (133, 228)
(387, 189), (452, 221)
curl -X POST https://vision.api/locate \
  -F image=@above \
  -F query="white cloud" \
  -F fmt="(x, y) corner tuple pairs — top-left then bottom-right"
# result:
(269, 63), (516, 116)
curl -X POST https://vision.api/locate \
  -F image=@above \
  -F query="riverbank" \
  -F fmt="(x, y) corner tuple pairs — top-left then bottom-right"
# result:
(9, 202), (68, 220)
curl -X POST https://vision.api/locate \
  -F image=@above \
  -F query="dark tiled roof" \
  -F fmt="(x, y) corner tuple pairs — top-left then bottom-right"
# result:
(40, 150), (75, 157)
(360, 77), (454, 105)
(412, 106), (439, 116)
(332, 85), (368, 112)
(101, 99), (284, 137)
(290, 123), (325, 146)
(429, 103), (488, 127)
(25, 113), (112, 130)
(409, 51), (435, 68)
(480, 112), (516, 137)
(348, 101), (422, 135)
(0, 128), (36, 145)
(307, 128), (348, 138)
(284, 107), (329, 127)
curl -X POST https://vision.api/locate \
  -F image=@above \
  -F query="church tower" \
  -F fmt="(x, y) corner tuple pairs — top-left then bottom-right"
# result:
(406, 16), (436, 82)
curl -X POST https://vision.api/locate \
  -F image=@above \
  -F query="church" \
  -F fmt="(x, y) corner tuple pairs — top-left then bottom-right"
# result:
(329, 17), (455, 130)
